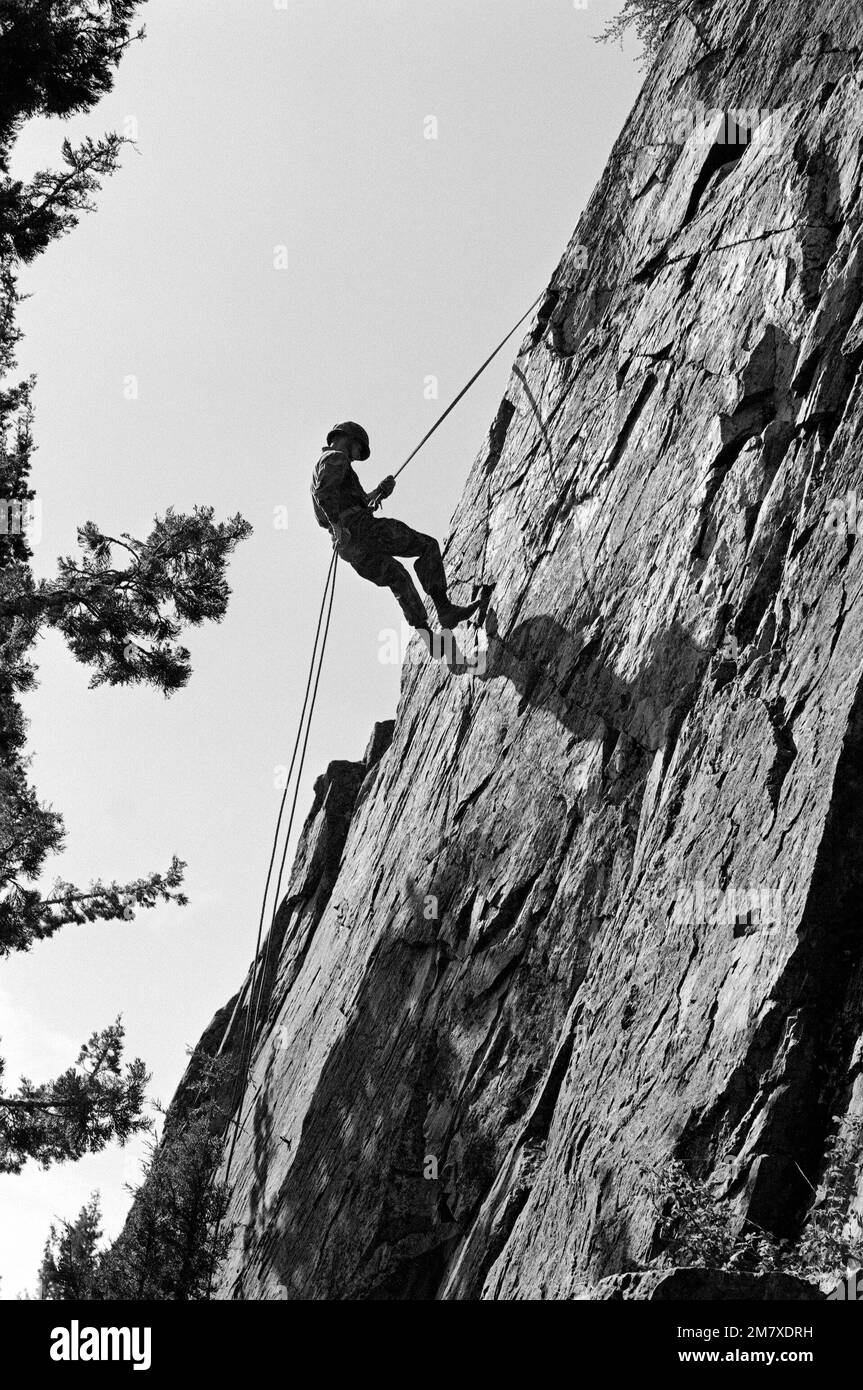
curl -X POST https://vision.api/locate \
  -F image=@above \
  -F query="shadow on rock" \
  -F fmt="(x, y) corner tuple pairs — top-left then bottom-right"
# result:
(448, 605), (711, 754)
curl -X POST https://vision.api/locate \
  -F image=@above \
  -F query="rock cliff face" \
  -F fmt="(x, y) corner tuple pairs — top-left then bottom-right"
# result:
(178, 1), (863, 1298)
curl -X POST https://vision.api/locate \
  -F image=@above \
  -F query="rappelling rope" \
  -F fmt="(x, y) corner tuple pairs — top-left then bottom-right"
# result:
(207, 551), (338, 1292)
(210, 547), (337, 1091)
(242, 552), (339, 1088)
(394, 291), (545, 478)
(369, 290), (546, 506)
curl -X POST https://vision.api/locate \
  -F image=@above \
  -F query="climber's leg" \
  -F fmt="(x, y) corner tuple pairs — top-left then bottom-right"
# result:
(358, 515), (482, 629)
(345, 546), (430, 629)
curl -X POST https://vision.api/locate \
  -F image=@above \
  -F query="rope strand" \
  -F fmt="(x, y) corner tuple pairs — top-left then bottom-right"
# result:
(368, 291), (545, 509)
(208, 554), (338, 1295)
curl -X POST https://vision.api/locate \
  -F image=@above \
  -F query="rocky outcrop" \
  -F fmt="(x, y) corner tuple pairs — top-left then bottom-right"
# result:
(169, 0), (863, 1298)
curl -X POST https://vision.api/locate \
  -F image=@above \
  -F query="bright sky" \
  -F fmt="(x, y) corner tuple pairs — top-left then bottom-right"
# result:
(0, 0), (640, 1297)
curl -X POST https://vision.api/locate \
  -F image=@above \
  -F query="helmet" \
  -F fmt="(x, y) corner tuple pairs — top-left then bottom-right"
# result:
(327, 421), (370, 460)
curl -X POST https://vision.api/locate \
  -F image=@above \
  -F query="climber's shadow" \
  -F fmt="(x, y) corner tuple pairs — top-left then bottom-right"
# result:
(461, 605), (710, 753)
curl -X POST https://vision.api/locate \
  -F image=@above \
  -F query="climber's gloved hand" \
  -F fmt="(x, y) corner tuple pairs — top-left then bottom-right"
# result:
(331, 523), (351, 550)
(377, 475), (396, 499)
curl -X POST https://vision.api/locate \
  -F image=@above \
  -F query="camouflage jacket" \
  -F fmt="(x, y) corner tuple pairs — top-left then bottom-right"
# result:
(311, 448), (370, 530)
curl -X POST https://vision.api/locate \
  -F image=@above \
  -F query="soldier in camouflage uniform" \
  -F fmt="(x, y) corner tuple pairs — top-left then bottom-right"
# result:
(311, 421), (482, 632)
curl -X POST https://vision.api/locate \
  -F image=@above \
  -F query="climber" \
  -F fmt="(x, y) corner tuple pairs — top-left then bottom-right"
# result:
(311, 421), (483, 635)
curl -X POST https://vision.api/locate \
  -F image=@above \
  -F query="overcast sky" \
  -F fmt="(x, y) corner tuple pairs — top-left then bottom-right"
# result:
(0, 0), (640, 1297)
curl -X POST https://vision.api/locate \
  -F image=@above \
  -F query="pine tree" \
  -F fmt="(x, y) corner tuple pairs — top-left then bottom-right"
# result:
(40, 1192), (103, 1300)
(0, 1), (251, 1171)
(0, 2), (144, 164)
(0, 1019), (150, 1174)
(96, 1088), (233, 1301)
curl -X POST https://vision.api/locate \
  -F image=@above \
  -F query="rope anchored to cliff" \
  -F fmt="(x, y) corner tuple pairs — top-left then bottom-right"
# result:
(366, 290), (546, 508)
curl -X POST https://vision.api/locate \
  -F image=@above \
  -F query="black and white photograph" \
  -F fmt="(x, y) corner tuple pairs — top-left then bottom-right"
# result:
(0, 0), (861, 1365)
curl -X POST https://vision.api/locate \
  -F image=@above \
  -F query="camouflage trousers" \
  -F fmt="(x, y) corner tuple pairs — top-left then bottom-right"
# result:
(335, 510), (447, 629)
